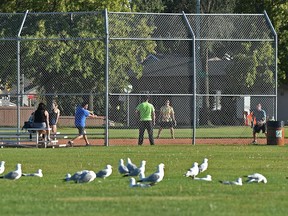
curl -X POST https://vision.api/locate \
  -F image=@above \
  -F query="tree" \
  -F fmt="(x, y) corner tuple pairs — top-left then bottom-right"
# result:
(0, 0), (157, 116)
(234, 0), (288, 84)
(130, 0), (165, 12)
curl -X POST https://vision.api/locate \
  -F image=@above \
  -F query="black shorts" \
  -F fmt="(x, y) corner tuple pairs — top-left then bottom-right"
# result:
(76, 126), (86, 135)
(160, 121), (174, 128)
(253, 124), (266, 133)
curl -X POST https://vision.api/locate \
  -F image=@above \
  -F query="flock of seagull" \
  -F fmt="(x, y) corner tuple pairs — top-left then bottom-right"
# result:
(0, 158), (275, 186)
(184, 158), (268, 185)
(0, 158), (165, 187)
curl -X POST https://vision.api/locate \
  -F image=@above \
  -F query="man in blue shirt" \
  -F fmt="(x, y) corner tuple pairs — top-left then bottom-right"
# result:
(252, 103), (267, 144)
(68, 102), (97, 147)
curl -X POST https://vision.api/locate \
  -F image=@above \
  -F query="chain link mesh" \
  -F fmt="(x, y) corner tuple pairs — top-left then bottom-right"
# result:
(0, 11), (277, 144)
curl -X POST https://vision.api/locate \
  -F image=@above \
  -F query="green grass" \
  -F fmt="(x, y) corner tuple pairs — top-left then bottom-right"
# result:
(3, 126), (288, 139)
(60, 126), (284, 139)
(0, 145), (287, 216)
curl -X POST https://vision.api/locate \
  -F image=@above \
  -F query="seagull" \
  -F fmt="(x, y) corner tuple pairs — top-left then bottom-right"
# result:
(184, 162), (199, 178)
(193, 175), (212, 181)
(127, 158), (137, 173)
(0, 161), (5, 174)
(139, 171), (145, 180)
(64, 170), (89, 182)
(77, 170), (96, 183)
(96, 164), (113, 179)
(22, 169), (43, 177)
(0, 163), (22, 180)
(124, 160), (146, 177)
(220, 177), (242, 186)
(129, 177), (151, 188)
(137, 163), (165, 185)
(245, 173), (267, 184)
(118, 159), (129, 175)
(199, 158), (208, 173)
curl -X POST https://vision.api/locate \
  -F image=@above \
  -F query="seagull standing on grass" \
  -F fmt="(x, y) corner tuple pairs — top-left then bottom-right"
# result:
(220, 177), (242, 186)
(0, 163), (22, 180)
(129, 177), (151, 188)
(22, 169), (43, 177)
(199, 158), (208, 173)
(126, 158), (137, 173)
(118, 159), (129, 175)
(245, 173), (267, 184)
(137, 163), (165, 186)
(184, 162), (199, 178)
(96, 164), (113, 179)
(0, 161), (5, 175)
(194, 175), (212, 181)
(124, 160), (146, 177)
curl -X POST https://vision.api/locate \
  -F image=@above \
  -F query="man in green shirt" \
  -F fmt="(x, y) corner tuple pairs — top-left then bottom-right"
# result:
(135, 95), (155, 145)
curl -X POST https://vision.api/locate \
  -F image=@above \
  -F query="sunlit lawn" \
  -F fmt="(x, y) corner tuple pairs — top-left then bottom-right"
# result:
(0, 145), (287, 216)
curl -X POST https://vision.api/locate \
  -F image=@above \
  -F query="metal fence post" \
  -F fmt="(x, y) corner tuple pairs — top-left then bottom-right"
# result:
(104, 9), (109, 146)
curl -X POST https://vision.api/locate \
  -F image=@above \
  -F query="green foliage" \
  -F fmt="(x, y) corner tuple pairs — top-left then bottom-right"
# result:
(0, 0), (131, 13)
(234, 0), (288, 84)
(226, 41), (275, 92)
(0, 145), (287, 216)
(130, 0), (165, 12)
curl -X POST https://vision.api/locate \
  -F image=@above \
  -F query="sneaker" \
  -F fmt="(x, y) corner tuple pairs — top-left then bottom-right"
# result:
(85, 143), (91, 146)
(251, 140), (257, 144)
(67, 141), (73, 147)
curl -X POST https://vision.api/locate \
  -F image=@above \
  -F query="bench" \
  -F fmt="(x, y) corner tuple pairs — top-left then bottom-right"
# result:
(0, 127), (57, 148)
(0, 128), (105, 148)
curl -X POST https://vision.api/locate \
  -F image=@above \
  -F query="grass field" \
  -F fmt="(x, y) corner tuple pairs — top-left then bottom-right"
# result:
(0, 145), (287, 216)
(58, 125), (281, 139)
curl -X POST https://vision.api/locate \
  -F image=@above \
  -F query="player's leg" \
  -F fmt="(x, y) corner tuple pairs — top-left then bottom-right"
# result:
(157, 125), (163, 139)
(146, 121), (154, 145)
(138, 121), (145, 145)
(68, 127), (84, 146)
(170, 127), (175, 139)
(252, 125), (260, 144)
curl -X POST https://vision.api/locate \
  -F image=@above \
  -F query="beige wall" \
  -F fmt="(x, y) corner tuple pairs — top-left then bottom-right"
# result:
(0, 107), (104, 127)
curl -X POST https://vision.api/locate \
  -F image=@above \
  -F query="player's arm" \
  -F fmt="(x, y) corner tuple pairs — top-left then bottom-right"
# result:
(152, 107), (156, 125)
(135, 108), (140, 120)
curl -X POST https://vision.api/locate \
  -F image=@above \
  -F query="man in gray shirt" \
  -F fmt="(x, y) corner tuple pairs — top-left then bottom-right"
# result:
(252, 103), (267, 144)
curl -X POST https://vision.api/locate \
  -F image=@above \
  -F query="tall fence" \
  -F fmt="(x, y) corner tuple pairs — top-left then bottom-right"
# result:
(0, 10), (277, 145)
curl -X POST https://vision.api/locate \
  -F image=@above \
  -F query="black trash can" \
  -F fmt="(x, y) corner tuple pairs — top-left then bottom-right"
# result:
(267, 121), (285, 146)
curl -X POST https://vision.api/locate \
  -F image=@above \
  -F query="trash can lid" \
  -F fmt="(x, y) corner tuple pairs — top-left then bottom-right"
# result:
(267, 120), (284, 127)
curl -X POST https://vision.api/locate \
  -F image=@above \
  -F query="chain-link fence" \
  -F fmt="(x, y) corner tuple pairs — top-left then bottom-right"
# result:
(0, 11), (277, 146)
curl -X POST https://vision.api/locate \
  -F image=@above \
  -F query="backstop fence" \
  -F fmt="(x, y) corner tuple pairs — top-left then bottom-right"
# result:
(0, 10), (277, 146)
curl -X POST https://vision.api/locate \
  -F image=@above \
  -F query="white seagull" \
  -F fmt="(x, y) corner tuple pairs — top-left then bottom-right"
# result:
(194, 175), (212, 181)
(0, 163), (22, 180)
(77, 170), (96, 183)
(220, 177), (243, 186)
(22, 169), (43, 177)
(0, 161), (5, 175)
(96, 164), (113, 179)
(184, 162), (199, 178)
(246, 173), (267, 184)
(118, 159), (129, 175)
(138, 163), (165, 185)
(199, 158), (208, 173)
(126, 158), (137, 173)
(64, 170), (89, 182)
(129, 177), (151, 188)
(124, 160), (146, 177)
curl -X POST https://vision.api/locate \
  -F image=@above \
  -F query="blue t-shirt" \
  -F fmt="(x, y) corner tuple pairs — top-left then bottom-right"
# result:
(253, 109), (266, 122)
(75, 106), (90, 127)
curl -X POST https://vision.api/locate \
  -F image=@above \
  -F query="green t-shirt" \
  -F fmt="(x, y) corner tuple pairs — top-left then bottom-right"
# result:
(136, 101), (155, 121)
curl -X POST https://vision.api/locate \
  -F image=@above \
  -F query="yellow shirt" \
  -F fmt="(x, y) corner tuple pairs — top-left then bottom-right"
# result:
(160, 105), (174, 122)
